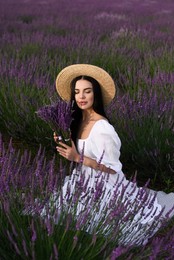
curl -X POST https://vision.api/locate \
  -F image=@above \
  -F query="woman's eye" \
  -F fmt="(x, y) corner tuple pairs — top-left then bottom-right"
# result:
(75, 90), (92, 94)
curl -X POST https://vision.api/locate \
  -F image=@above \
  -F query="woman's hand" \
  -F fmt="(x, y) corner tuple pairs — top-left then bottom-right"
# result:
(53, 132), (116, 173)
(56, 141), (80, 162)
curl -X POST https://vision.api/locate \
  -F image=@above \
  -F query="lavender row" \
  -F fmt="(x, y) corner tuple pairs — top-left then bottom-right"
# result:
(0, 135), (174, 258)
(107, 90), (174, 188)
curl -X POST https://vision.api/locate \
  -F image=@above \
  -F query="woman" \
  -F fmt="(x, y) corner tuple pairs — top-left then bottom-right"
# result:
(48, 64), (174, 245)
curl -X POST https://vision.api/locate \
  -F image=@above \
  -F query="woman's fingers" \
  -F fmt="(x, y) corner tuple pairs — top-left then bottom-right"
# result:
(58, 141), (69, 149)
(53, 132), (63, 143)
(56, 146), (65, 152)
(56, 146), (70, 160)
(55, 139), (78, 162)
(53, 132), (58, 142)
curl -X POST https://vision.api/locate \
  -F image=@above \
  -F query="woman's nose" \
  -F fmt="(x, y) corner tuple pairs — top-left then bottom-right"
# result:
(79, 92), (85, 99)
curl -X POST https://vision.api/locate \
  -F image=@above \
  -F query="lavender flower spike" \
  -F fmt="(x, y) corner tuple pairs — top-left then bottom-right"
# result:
(36, 99), (73, 145)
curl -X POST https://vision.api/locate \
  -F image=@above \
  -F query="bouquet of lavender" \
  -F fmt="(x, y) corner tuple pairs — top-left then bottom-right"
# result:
(36, 99), (73, 146)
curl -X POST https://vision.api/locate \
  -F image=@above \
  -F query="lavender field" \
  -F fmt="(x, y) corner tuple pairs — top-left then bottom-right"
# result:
(0, 0), (174, 258)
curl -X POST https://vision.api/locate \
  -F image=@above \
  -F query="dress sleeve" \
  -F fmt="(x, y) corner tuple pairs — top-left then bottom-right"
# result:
(90, 120), (122, 172)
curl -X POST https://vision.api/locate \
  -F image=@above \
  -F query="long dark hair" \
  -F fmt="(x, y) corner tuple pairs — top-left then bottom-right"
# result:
(70, 75), (109, 144)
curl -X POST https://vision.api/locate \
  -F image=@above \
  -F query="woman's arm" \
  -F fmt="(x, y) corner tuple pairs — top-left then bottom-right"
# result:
(54, 134), (116, 174)
(81, 155), (116, 174)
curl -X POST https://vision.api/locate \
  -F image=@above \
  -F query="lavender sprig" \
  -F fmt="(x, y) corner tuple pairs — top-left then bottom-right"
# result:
(36, 100), (73, 146)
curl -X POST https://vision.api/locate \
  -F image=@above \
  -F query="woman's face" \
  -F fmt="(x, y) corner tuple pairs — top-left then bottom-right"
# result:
(74, 79), (94, 110)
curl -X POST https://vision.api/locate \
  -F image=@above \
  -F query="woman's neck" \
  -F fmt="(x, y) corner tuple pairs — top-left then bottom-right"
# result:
(82, 109), (96, 122)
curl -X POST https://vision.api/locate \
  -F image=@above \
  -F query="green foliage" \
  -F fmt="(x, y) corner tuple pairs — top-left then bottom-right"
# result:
(44, 26), (68, 36)
(18, 15), (34, 24)
(117, 117), (174, 188)
(0, 79), (54, 146)
(18, 44), (42, 59)
(0, 205), (115, 259)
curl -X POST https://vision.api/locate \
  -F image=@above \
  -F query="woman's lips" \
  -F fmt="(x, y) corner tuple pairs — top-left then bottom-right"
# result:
(79, 102), (87, 106)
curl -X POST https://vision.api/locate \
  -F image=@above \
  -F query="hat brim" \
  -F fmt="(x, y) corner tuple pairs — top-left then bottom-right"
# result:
(56, 64), (116, 106)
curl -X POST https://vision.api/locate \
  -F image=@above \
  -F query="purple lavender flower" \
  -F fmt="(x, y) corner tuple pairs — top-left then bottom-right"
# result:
(36, 100), (73, 145)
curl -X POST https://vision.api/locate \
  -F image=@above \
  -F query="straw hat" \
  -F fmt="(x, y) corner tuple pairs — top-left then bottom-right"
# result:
(56, 64), (116, 106)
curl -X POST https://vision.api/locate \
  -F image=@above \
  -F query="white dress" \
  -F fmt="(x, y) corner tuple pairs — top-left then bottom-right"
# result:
(41, 119), (174, 246)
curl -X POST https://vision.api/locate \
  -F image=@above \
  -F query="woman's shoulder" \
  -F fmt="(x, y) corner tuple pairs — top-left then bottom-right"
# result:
(91, 119), (116, 135)
(90, 119), (121, 147)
